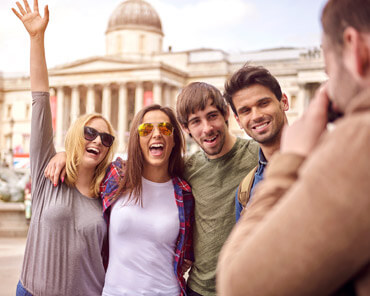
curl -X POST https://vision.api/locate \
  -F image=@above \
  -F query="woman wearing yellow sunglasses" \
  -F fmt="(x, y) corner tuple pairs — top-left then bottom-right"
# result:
(100, 104), (195, 296)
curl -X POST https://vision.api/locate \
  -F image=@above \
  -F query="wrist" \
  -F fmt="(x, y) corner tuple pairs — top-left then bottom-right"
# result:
(30, 33), (45, 41)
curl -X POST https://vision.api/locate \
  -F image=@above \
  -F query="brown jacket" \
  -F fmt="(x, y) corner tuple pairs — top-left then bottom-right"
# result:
(217, 88), (370, 296)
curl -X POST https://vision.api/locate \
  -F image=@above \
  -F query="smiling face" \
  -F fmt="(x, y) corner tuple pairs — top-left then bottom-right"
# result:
(233, 84), (289, 147)
(81, 118), (110, 169)
(139, 110), (175, 178)
(185, 99), (230, 159)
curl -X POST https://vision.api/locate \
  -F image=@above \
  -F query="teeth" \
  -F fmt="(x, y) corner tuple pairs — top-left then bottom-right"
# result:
(87, 147), (99, 154)
(254, 123), (268, 130)
(205, 136), (216, 142)
(150, 143), (164, 148)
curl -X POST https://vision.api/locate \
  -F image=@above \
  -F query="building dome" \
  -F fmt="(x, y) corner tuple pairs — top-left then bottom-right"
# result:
(107, 0), (163, 35)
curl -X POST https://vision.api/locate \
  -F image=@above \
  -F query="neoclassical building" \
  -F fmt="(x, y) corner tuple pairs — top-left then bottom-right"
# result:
(0, 0), (326, 165)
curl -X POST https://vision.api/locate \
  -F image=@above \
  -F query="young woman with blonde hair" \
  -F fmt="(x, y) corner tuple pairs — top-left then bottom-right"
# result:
(12, 0), (116, 295)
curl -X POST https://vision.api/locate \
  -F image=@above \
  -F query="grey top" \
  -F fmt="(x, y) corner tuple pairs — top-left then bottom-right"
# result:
(20, 92), (107, 296)
(184, 138), (259, 296)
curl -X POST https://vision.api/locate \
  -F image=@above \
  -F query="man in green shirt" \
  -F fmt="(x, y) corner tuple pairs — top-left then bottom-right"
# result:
(176, 82), (259, 296)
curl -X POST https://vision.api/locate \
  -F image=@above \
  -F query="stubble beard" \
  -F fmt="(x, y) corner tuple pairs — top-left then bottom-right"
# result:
(198, 131), (226, 157)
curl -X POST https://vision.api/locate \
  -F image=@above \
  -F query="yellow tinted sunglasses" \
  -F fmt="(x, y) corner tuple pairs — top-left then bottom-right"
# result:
(138, 122), (174, 137)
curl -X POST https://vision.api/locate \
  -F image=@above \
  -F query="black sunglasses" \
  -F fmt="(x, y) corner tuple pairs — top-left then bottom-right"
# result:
(84, 126), (115, 147)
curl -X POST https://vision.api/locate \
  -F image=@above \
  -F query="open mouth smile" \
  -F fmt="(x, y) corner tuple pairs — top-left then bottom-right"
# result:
(86, 147), (100, 156)
(203, 134), (219, 147)
(252, 121), (270, 132)
(149, 143), (164, 156)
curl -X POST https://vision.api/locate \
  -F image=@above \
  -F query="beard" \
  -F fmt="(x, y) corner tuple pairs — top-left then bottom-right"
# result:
(328, 56), (362, 113)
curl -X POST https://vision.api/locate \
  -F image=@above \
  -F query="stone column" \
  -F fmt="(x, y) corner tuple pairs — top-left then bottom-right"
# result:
(297, 83), (308, 118)
(163, 84), (171, 107)
(86, 85), (95, 114)
(102, 84), (111, 120)
(118, 83), (128, 152)
(71, 86), (80, 123)
(56, 87), (64, 148)
(153, 81), (162, 105)
(171, 86), (179, 108)
(135, 82), (144, 115)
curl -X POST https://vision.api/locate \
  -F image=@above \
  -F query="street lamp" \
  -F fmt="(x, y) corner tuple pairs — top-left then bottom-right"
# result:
(9, 118), (14, 168)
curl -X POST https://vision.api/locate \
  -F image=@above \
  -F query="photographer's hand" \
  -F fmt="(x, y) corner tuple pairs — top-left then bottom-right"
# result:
(281, 83), (329, 157)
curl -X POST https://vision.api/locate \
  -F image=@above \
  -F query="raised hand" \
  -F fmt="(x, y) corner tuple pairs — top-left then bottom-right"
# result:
(12, 0), (49, 38)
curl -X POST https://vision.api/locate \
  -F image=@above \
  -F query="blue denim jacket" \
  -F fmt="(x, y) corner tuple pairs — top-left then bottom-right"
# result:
(236, 148), (267, 222)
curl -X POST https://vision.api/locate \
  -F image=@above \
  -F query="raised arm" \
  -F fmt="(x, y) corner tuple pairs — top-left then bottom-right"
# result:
(12, 0), (49, 92)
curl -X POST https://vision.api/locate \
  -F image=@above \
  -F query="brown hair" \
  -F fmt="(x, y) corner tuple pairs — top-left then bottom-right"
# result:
(176, 82), (228, 128)
(115, 104), (185, 205)
(321, 0), (370, 49)
(224, 64), (283, 116)
(64, 113), (116, 197)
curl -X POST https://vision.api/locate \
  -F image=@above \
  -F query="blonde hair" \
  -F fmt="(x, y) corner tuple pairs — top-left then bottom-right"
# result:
(64, 113), (116, 197)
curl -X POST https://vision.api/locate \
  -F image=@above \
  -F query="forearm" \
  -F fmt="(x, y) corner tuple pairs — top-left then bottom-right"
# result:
(218, 152), (305, 295)
(217, 125), (370, 296)
(220, 153), (304, 260)
(30, 34), (49, 92)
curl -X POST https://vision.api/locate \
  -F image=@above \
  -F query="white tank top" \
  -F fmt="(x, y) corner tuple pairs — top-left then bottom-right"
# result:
(102, 177), (180, 296)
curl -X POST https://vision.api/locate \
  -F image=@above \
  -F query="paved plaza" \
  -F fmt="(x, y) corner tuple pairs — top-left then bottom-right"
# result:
(0, 237), (26, 296)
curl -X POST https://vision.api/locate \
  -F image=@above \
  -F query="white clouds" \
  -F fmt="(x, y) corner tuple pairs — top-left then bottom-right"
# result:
(180, 0), (255, 29)
(149, 0), (256, 51)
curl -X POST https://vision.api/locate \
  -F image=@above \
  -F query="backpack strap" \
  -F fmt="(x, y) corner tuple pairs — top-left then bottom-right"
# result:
(237, 165), (258, 209)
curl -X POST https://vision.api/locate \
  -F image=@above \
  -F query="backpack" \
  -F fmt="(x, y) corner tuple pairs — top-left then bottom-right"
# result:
(237, 165), (258, 209)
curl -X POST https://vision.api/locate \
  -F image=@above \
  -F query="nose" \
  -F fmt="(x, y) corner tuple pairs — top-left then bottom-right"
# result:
(92, 134), (103, 145)
(251, 107), (263, 122)
(203, 120), (214, 134)
(152, 126), (162, 138)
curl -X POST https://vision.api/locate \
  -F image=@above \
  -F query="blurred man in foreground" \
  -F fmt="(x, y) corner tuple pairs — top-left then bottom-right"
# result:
(217, 0), (370, 295)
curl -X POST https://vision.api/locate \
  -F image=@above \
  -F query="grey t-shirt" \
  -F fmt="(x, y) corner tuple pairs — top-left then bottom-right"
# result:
(185, 138), (259, 296)
(20, 92), (107, 296)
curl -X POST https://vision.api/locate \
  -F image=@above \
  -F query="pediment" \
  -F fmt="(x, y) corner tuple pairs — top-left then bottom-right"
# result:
(49, 56), (150, 75)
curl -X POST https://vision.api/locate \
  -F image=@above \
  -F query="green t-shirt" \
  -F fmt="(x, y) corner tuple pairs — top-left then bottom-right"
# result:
(185, 137), (259, 295)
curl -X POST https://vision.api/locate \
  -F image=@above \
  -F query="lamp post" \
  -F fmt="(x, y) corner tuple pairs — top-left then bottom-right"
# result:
(9, 118), (14, 168)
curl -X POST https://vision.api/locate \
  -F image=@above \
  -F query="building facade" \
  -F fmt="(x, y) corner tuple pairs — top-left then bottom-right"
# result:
(0, 0), (326, 164)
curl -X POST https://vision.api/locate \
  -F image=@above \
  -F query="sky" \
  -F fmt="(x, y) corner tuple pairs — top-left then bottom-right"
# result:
(0, 0), (327, 76)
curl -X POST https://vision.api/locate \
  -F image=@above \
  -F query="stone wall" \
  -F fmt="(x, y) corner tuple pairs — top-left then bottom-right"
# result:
(0, 202), (28, 237)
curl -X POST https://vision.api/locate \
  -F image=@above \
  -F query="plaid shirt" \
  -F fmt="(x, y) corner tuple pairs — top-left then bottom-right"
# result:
(100, 158), (194, 296)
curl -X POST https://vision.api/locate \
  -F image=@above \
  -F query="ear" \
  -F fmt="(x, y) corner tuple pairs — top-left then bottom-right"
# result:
(280, 93), (290, 111)
(224, 107), (230, 122)
(234, 113), (243, 129)
(182, 124), (191, 137)
(343, 27), (370, 78)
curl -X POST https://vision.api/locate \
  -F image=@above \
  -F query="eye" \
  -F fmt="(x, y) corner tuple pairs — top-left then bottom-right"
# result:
(189, 118), (200, 126)
(258, 99), (270, 108)
(239, 108), (250, 115)
(208, 113), (218, 120)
